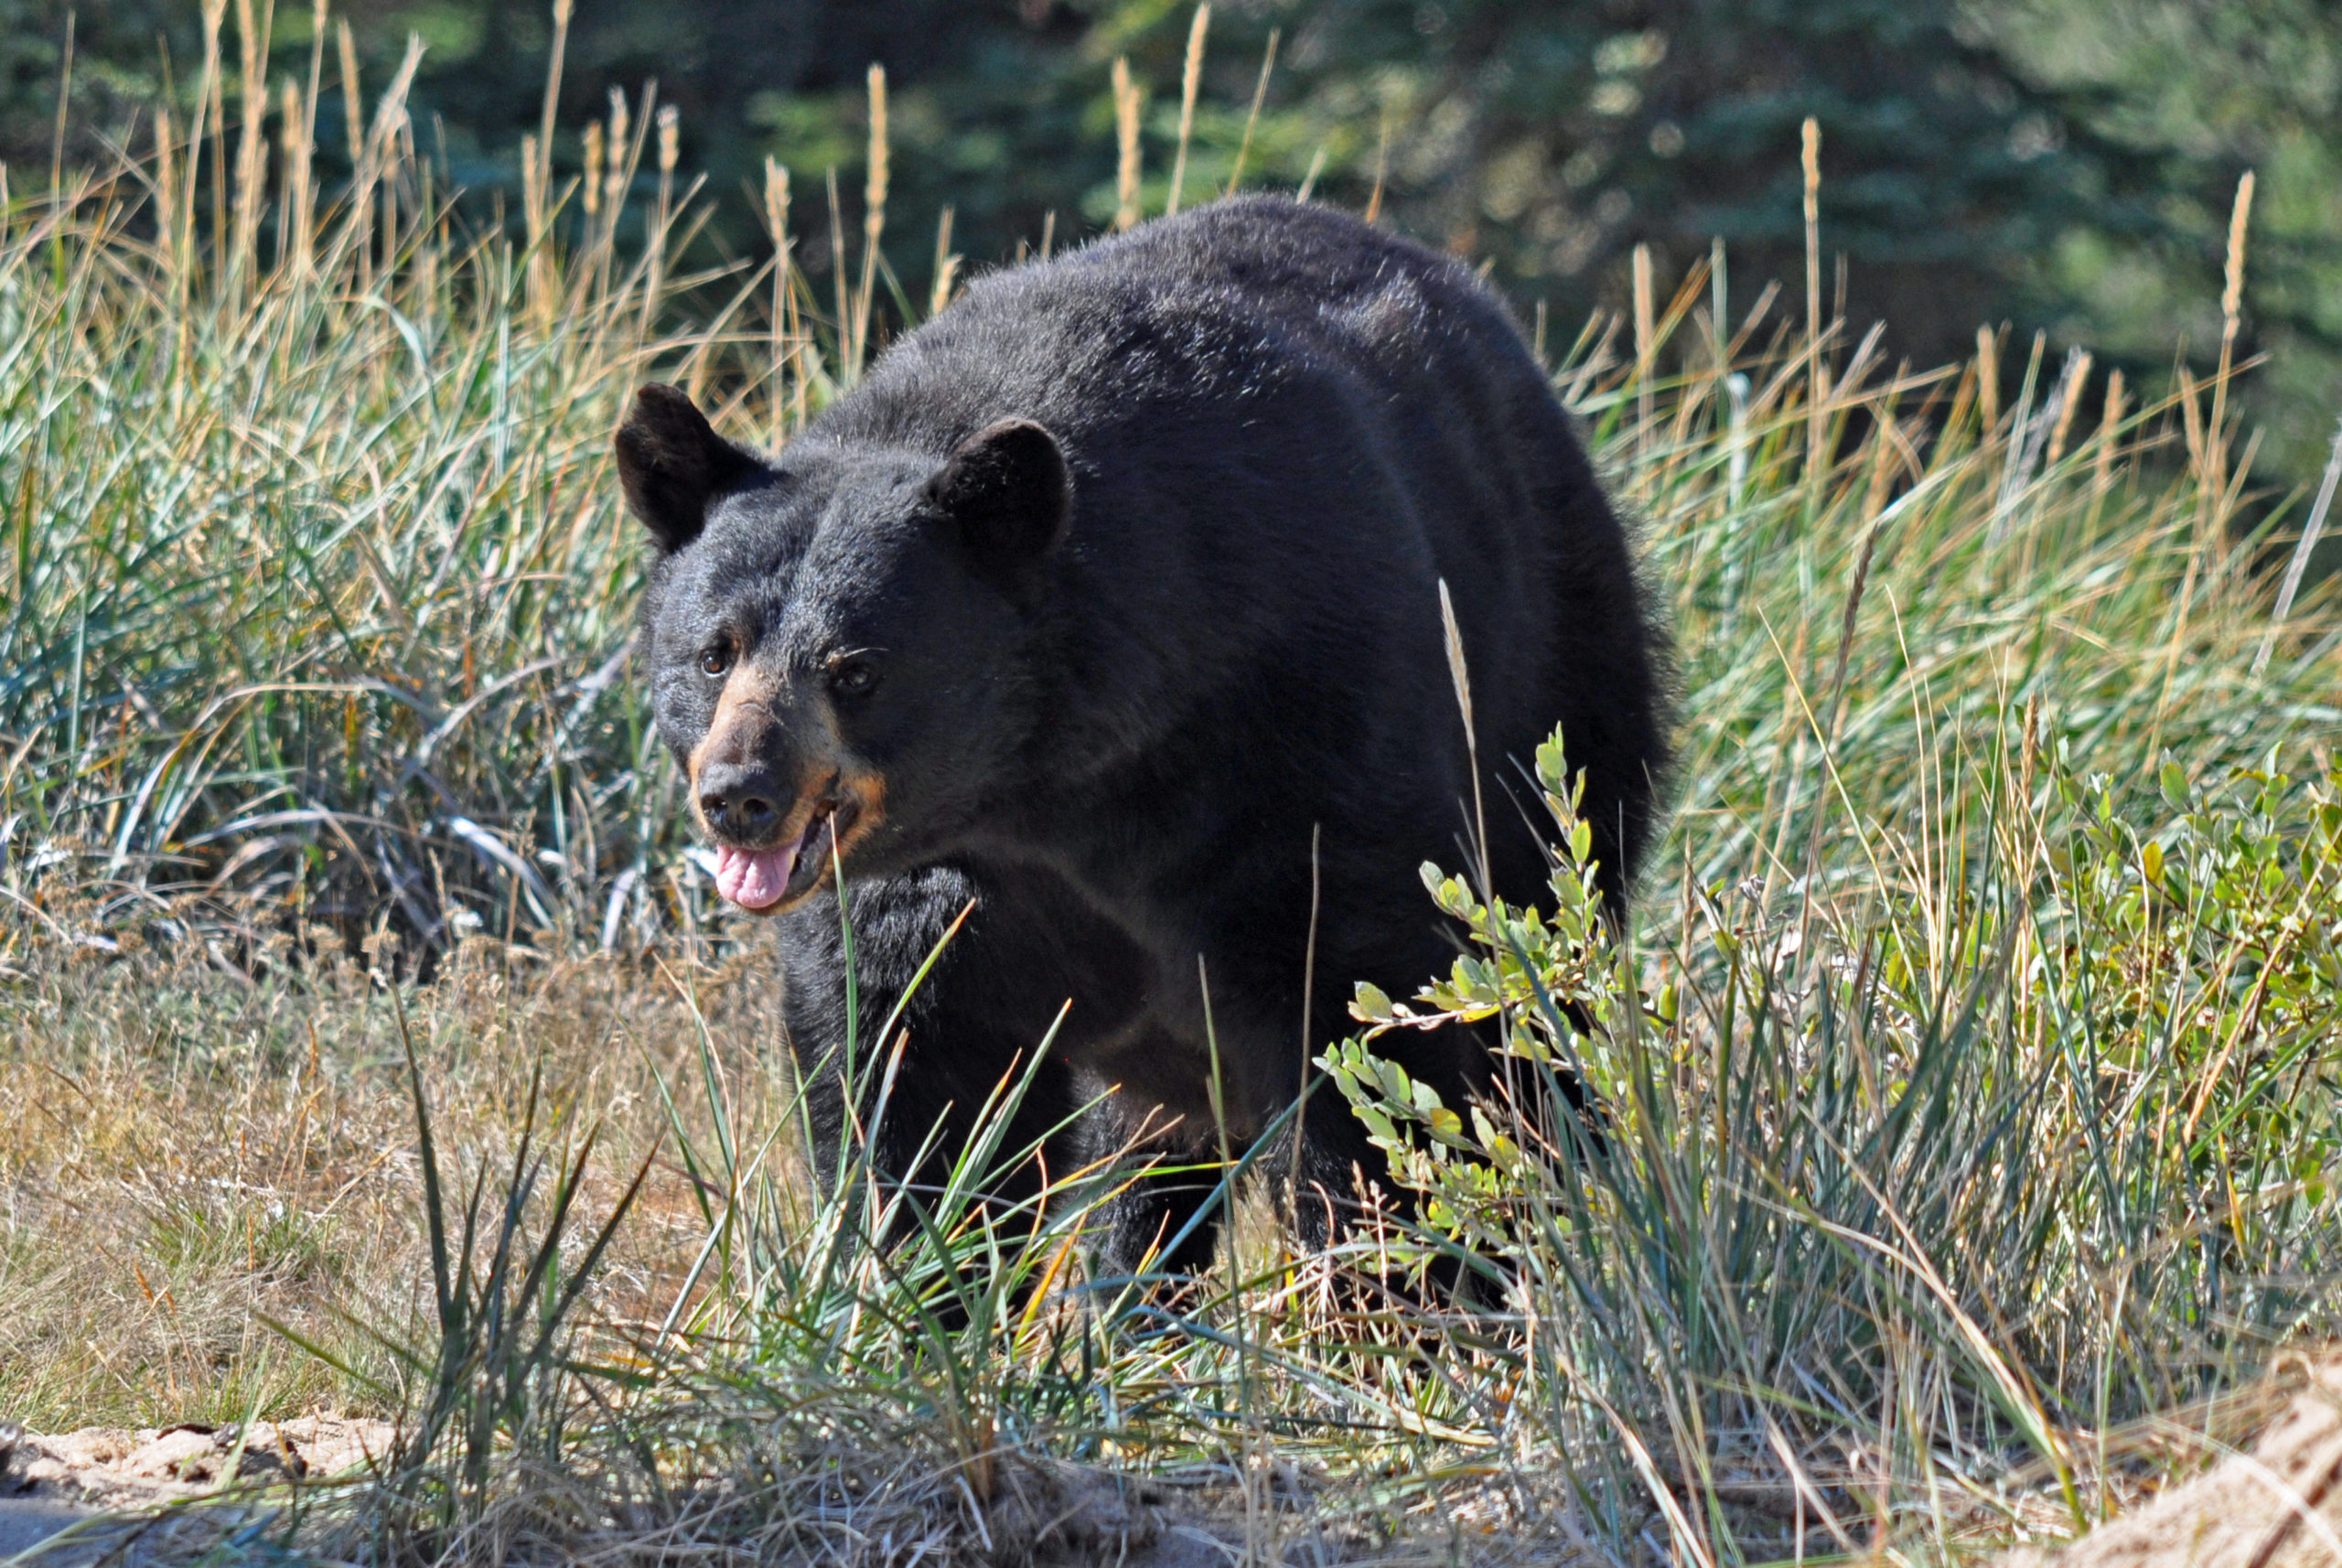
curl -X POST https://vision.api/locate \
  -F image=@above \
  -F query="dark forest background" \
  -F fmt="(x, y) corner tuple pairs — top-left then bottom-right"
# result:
(8, 0), (2340, 480)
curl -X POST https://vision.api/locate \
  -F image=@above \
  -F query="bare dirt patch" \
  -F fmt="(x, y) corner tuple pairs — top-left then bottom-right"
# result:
(2, 1417), (395, 1510)
(0, 1417), (391, 1564)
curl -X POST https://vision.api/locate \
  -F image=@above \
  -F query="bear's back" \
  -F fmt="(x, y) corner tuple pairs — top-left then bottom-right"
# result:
(822, 198), (1532, 459)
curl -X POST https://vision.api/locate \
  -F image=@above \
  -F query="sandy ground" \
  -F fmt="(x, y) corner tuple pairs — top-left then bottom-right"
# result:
(2007, 1359), (2342, 1568)
(0, 1418), (392, 1563)
(1, 1418), (394, 1507)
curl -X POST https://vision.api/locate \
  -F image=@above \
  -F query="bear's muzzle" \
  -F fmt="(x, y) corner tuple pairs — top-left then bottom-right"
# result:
(690, 665), (885, 912)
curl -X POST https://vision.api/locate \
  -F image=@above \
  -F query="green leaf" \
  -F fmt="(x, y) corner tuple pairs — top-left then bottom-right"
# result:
(1535, 733), (1569, 793)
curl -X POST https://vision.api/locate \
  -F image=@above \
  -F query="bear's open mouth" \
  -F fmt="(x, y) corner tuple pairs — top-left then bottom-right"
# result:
(780, 795), (854, 903)
(711, 794), (860, 913)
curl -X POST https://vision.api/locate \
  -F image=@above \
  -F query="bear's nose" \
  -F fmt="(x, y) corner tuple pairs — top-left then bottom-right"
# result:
(698, 757), (785, 843)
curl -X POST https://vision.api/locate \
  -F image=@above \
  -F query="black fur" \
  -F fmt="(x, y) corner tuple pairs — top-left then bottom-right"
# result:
(619, 197), (1667, 1277)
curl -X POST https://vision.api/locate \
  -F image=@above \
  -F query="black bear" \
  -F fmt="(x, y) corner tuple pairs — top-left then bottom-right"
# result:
(616, 196), (1665, 1278)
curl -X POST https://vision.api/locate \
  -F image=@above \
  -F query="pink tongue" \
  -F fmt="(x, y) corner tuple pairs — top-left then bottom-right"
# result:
(714, 841), (798, 909)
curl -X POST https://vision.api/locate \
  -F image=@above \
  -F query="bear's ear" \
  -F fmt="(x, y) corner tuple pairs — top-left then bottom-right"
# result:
(924, 419), (1071, 566)
(614, 383), (764, 553)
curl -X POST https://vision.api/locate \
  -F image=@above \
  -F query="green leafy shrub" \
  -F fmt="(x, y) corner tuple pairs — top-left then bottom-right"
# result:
(1327, 727), (2342, 1550)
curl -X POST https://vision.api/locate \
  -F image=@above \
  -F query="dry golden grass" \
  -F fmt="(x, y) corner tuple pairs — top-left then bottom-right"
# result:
(0, 928), (782, 1434)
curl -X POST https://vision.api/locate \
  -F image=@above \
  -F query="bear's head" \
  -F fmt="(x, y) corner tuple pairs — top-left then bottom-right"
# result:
(615, 383), (1070, 913)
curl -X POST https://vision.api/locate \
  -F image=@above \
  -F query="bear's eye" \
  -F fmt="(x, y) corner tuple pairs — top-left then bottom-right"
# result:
(829, 659), (878, 698)
(698, 645), (733, 677)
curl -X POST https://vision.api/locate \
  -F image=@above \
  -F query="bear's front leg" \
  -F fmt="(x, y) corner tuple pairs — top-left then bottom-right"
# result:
(1066, 1052), (1232, 1288)
(777, 865), (1086, 1281)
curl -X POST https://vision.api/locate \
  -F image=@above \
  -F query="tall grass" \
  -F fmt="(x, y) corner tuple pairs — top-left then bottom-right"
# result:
(3, 10), (2340, 1565)
(0, 21), (810, 964)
